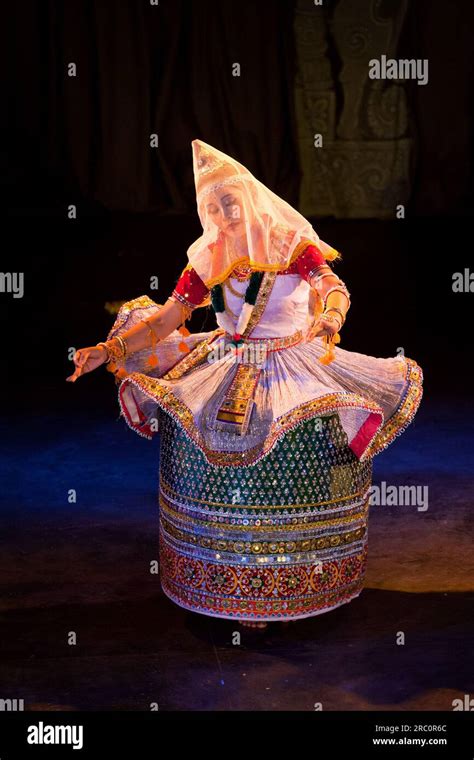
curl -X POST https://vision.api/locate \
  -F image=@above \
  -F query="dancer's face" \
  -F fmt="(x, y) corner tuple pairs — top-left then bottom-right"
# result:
(205, 187), (247, 239)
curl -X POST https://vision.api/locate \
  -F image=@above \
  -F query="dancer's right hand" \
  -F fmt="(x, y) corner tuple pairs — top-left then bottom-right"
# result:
(66, 346), (108, 382)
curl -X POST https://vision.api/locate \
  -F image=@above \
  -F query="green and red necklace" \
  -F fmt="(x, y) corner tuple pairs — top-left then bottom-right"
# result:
(210, 270), (264, 346)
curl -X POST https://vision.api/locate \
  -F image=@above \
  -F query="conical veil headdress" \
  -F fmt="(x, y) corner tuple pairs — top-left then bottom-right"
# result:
(186, 139), (340, 288)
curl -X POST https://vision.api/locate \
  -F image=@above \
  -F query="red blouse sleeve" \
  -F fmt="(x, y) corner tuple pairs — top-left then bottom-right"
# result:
(295, 244), (328, 282)
(171, 265), (210, 309)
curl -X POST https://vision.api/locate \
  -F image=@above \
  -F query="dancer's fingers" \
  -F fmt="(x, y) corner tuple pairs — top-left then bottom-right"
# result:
(66, 365), (83, 382)
(75, 350), (87, 367)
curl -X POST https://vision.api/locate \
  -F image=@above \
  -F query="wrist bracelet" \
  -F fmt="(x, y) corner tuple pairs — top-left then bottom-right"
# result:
(116, 335), (128, 357)
(324, 306), (346, 326)
(96, 342), (111, 363)
(321, 312), (343, 331)
(101, 337), (127, 364)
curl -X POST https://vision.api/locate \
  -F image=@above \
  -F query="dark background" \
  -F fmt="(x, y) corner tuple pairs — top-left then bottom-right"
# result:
(2, 0), (473, 419)
(1, 0), (474, 716)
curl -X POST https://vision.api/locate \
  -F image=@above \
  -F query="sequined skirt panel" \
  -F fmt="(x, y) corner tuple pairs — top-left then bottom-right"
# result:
(158, 409), (373, 621)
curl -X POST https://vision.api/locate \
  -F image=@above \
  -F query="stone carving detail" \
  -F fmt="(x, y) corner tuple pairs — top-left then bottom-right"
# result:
(295, 0), (411, 218)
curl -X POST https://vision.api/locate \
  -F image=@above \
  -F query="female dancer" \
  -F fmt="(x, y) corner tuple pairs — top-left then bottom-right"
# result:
(67, 140), (423, 630)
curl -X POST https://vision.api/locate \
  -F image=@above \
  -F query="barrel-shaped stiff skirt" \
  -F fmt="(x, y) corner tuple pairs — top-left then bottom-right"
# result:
(158, 408), (373, 622)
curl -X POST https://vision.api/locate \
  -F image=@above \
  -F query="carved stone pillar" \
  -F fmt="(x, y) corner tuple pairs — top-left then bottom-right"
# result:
(295, 0), (412, 218)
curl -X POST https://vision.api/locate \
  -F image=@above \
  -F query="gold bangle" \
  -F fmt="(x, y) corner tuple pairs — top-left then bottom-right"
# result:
(104, 337), (126, 363)
(324, 306), (346, 326)
(322, 312), (343, 331)
(96, 342), (111, 363)
(116, 335), (128, 357)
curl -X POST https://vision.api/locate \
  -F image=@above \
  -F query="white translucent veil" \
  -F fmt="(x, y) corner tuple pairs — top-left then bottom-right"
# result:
(186, 139), (340, 289)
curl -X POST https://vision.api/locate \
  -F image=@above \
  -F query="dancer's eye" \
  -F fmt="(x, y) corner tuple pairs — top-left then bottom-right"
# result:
(207, 204), (219, 215)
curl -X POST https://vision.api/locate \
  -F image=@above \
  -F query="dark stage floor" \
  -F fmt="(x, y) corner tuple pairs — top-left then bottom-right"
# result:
(1, 394), (473, 711)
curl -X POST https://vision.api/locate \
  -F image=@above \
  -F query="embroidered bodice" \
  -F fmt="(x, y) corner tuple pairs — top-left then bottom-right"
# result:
(223, 273), (312, 338)
(170, 243), (326, 337)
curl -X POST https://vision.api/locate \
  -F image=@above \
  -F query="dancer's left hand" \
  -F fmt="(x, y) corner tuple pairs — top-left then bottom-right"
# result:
(309, 314), (340, 339)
